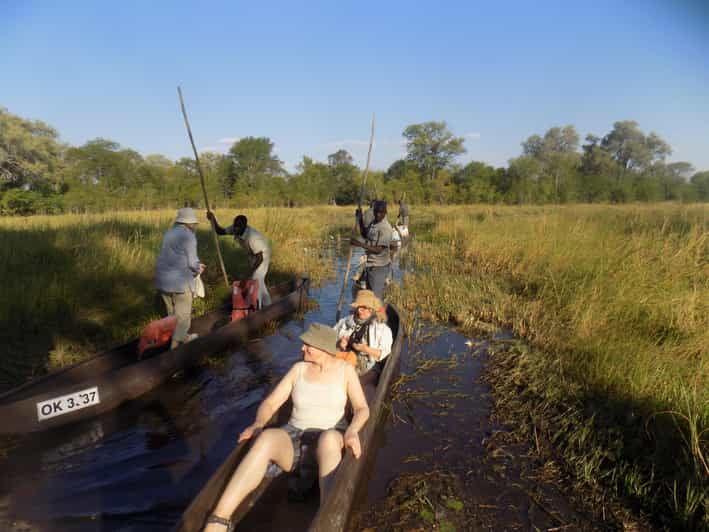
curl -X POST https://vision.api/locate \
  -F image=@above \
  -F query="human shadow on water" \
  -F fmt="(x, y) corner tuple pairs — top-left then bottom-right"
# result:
(0, 334), (285, 531)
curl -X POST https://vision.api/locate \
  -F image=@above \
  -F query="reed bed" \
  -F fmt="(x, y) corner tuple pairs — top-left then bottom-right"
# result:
(0, 207), (350, 389)
(389, 203), (708, 530)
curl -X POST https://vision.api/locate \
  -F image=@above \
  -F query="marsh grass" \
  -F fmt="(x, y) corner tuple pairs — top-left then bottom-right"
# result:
(0, 207), (349, 390)
(388, 203), (708, 530)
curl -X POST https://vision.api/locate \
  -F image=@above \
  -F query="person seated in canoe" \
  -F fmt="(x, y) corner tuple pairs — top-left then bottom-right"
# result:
(333, 290), (393, 382)
(203, 323), (369, 532)
(206, 211), (272, 308)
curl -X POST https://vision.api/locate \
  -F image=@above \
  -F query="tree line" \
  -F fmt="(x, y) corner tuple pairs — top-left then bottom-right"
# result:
(1, 106), (707, 215)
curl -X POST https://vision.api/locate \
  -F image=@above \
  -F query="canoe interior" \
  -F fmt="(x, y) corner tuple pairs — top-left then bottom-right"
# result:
(0, 279), (300, 405)
(175, 304), (402, 532)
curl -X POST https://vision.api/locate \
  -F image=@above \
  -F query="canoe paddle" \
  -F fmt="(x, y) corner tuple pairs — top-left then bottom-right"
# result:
(177, 86), (230, 290)
(335, 114), (375, 322)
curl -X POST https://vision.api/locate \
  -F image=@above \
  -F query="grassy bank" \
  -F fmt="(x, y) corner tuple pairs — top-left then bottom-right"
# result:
(0, 207), (350, 390)
(388, 204), (707, 530)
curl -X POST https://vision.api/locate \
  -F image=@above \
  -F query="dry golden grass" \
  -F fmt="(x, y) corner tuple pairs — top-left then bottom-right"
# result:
(388, 203), (708, 529)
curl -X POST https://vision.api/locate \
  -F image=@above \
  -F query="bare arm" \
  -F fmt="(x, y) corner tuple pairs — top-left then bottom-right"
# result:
(351, 342), (382, 361)
(206, 211), (228, 235)
(343, 365), (370, 458)
(238, 364), (298, 441)
(353, 324), (392, 361)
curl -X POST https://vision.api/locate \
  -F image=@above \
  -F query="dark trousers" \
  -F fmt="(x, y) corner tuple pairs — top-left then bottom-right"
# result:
(365, 265), (389, 300)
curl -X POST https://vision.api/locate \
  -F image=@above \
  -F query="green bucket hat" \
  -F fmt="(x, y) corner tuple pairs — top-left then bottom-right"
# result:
(299, 322), (338, 356)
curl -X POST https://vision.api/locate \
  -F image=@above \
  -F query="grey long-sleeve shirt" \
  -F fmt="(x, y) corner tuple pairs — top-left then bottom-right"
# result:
(154, 224), (201, 293)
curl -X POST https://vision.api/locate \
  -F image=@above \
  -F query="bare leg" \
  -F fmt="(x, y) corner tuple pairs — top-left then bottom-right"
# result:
(316, 429), (344, 504)
(203, 428), (294, 532)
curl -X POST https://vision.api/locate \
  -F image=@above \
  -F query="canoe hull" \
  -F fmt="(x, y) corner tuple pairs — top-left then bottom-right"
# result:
(0, 278), (309, 434)
(174, 303), (403, 532)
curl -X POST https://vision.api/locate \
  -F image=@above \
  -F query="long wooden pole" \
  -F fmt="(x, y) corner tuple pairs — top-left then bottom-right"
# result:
(335, 114), (375, 321)
(177, 86), (230, 289)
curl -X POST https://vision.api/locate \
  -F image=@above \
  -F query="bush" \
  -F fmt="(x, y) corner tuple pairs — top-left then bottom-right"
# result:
(0, 188), (64, 216)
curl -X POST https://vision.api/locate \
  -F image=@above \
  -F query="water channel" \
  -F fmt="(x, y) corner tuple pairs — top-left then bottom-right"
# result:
(0, 242), (598, 531)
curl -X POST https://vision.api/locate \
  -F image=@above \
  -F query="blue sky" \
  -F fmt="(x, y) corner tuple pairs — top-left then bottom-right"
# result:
(1, 0), (708, 172)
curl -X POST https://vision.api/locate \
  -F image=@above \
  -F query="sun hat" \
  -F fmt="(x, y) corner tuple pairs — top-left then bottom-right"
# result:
(299, 322), (338, 356)
(175, 207), (199, 224)
(350, 289), (382, 312)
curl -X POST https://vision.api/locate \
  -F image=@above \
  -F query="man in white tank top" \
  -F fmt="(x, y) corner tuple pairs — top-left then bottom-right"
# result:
(203, 323), (369, 532)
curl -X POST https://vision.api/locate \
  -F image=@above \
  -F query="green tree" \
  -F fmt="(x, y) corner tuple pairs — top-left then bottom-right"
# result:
(579, 134), (617, 202)
(383, 160), (425, 203)
(521, 125), (580, 202)
(327, 149), (359, 204)
(228, 137), (284, 195)
(402, 121), (466, 181)
(506, 156), (543, 204)
(452, 161), (500, 203)
(0, 107), (64, 190)
(601, 121), (671, 179)
(288, 156), (331, 205)
(690, 171), (709, 201)
(327, 149), (353, 167)
(384, 159), (409, 182)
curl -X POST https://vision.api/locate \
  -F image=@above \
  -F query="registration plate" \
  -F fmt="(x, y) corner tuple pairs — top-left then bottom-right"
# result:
(37, 386), (100, 421)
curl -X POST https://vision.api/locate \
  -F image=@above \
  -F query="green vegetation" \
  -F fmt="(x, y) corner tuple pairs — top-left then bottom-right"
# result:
(2, 107), (708, 216)
(0, 207), (349, 390)
(388, 204), (708, 530)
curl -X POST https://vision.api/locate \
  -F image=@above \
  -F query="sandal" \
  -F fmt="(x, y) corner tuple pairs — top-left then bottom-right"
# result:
(206, 514), (234, 531)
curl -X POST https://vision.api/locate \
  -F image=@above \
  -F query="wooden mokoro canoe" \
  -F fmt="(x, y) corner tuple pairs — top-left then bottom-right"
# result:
(0, 277), (310, 434)
(174, 303), (403, 532)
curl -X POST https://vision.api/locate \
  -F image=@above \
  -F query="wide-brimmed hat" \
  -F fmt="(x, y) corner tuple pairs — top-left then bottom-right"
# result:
(175, 207), (199, 224)
(299, 322), (338, 356)
(350, 289), (383, 312)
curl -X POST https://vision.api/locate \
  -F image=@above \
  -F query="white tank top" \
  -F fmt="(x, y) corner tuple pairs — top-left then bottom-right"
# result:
(289, 362), (347, 430)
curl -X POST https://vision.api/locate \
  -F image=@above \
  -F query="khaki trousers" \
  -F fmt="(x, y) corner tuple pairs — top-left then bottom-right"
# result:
(160, 290), (193, 347)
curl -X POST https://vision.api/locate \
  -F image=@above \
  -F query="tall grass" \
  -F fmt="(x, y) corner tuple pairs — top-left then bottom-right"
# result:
(0, 207), (350, 390)
(390, 203), (708, 530)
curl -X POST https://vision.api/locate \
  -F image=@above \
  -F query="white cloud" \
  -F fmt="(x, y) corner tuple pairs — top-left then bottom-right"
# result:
(465, 132), (482, 139)
(198, 136), (241, 154)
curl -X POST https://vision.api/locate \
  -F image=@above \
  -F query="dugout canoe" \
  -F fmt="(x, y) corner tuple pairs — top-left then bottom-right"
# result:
(174, 303), (403, 532)
(0, 277), (310, 434)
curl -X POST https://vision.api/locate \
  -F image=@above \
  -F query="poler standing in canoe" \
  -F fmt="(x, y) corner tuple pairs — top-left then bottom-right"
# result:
(154, 208), (205, 349)
(207, 212), (272, 308)
(397, 197), (409, 228)
(350, 200), (393, 300)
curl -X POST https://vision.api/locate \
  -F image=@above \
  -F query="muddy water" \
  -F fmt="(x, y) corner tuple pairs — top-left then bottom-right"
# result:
(0, 242), (593, 531)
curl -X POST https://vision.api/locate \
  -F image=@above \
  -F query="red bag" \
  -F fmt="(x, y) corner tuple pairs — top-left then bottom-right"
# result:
(137, 315), (177, 358)
(231, 280), (259, 321)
